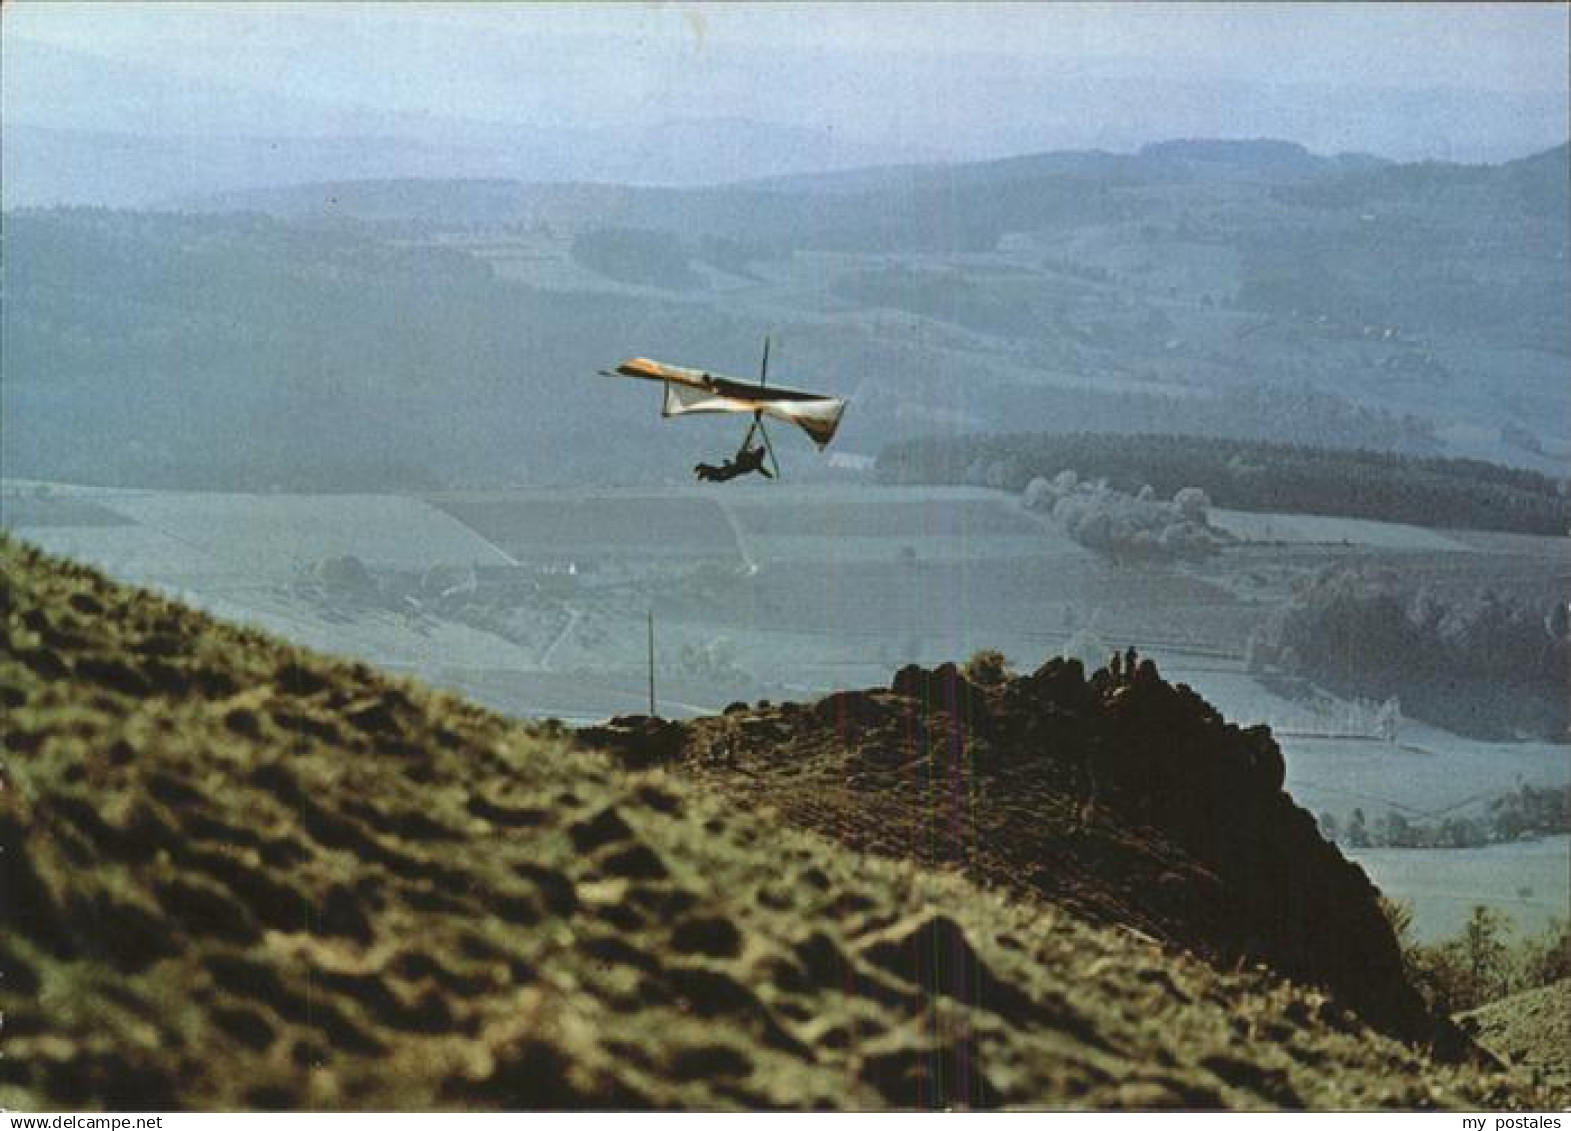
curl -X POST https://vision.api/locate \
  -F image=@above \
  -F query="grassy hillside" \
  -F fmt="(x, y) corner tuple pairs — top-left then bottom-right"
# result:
(1461, 981), (1570, 1104)
(0, 534), (1556, 1109)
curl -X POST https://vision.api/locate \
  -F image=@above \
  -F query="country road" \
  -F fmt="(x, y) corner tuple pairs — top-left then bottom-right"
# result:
(539, 605), (584, 670)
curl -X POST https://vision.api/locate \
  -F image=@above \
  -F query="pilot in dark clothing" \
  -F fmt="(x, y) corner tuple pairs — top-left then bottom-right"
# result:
(695, 444), (772, 483)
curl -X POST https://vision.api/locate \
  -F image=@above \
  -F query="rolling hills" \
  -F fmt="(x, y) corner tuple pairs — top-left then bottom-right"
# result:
(4, 141), (1566, 492)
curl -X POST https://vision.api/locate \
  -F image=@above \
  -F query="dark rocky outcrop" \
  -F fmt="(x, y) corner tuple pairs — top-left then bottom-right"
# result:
(658, 656), (1450, 1052)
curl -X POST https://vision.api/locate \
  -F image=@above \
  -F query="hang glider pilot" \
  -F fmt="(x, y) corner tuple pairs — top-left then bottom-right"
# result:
(695, 442), (773, 483)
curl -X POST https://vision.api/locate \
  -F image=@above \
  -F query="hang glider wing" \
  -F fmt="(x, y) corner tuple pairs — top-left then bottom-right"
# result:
(609, 357), (848, 449)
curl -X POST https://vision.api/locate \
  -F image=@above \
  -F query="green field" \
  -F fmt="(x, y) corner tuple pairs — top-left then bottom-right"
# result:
(429, 491), (740, 560)
(1349, 837), (1570, 942)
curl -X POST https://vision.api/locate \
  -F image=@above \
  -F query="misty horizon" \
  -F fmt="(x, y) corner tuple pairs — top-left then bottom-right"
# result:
(4, 2), (1568, 210)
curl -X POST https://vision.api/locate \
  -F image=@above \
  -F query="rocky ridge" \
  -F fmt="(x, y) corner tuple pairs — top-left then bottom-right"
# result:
(591, 655), (1443, 1050)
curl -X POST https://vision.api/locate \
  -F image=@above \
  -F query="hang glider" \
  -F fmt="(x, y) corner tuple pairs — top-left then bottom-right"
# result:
(598, 339), (849, 481)
(605, 350), (847, 449)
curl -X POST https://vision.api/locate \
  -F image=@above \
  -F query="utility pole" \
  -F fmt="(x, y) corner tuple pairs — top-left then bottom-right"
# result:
(647, 609), (656, 716)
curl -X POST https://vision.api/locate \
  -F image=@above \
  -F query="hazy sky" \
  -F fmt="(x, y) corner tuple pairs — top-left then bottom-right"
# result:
(6, 2), (1568, 160)
(12, 2), (1566, 87)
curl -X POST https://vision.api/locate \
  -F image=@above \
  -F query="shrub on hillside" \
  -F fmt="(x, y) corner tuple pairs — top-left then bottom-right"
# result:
(1389, 904), (1570, 1015)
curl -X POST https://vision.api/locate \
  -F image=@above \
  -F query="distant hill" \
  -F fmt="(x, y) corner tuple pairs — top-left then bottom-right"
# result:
(0, 209), (744, 488)
(1138, 138), (1343, 181)
(177, 136), (1388, 242)
(1, 41), (937, 208)
(172, 136), (1412, 230)
(8, 28), (1565, 209)
(4, 139), (1567, 489)
(1501, 142), (1571, 217)
(2, 532), (1553, 1109)
(176, 143), (1570, 348)
(1, 120), (942, 210)
(1275, 141), (1570, 216)
(2, 125), (509, 210)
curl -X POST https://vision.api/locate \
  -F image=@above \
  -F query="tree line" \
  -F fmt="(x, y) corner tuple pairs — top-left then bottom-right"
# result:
(1254, 566), (1567, 739)
(1386, 902), (1569, 1016)
(1321, 784), (1569, 851)
(877, 431), (1570, 536)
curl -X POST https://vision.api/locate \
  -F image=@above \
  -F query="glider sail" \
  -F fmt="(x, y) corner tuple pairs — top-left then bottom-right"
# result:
(610, 356), (848, 449)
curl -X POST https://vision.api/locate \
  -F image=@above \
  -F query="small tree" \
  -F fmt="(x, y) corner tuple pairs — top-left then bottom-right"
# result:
(1518, 918), (1571, 987)
(317, 554), (375, 600)
(1381, 896), (1416, 945)
(1410, 905), (1516, 1011)
(1458, 904), (1513, 1005)
(1173, 486), (1211, 523)
(964, 649), (1011, 687)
